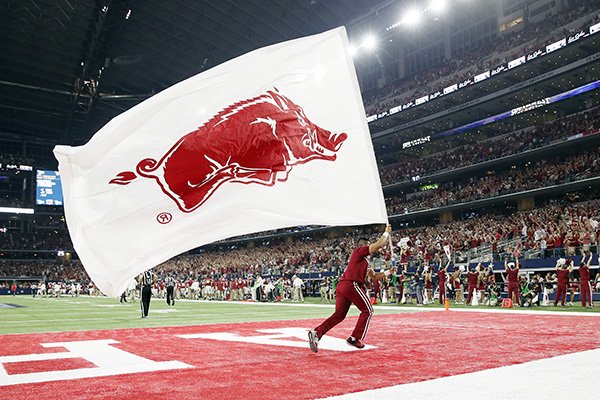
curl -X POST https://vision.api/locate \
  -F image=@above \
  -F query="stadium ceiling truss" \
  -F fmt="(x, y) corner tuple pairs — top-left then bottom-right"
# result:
(0, 0), (396, 146)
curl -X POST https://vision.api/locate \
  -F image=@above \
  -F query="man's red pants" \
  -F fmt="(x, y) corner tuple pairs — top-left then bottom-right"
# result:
(581, 281), (593, 307)
(554, 283), (567, 306)
(315, 280), (373, 341)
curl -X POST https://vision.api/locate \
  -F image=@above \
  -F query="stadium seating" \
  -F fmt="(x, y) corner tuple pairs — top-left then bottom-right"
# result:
(363, 3), (600, 117)
(379, 107), (600, 185)
(1, 1), (599, 306)
(387, 147), (600, 214)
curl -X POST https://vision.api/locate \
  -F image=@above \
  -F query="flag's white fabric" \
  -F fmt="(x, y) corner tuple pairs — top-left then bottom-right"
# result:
(398, 237), (410, 249)
(443, 244), (451, 259)
(54, 27), (387, 297)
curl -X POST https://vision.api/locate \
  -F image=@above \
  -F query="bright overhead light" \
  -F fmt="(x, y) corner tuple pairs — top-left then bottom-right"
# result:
(429, 0), (446, 12)
(402, 8), (422, 25)
(349, 44), (358, 57)
(361, 35), (377, 51)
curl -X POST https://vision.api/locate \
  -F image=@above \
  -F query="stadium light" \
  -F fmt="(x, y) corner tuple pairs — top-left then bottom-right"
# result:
(349, 44), (358, 57)
(361, 35), (377, 51)
(401, 8), (422, 26)
(429, 0), (446, 13)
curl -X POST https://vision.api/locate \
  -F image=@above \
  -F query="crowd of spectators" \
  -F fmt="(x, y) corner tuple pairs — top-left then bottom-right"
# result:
(156, 237), (350, 283)
(1, 142), (597, 257)
(0, 260), (87, 282)
(0, 229), (73, 251)
(379, 106), (600, 185)
(2, 143), (596, 254)
(392, 199), (599, 264)
(387, 147), (600, 214)
(1, 200), (597, 292)
(363, 1), (600, 116)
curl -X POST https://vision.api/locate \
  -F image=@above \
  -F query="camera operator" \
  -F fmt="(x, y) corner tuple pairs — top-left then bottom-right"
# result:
(487, 282), (502, 306)
(520, 276), (537, 307)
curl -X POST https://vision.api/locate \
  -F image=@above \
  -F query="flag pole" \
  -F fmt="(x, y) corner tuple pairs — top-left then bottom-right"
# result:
(388, 223), (395, 266)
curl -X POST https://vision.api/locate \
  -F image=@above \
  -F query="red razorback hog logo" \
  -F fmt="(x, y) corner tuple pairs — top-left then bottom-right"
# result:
(109, 89), (347, 212)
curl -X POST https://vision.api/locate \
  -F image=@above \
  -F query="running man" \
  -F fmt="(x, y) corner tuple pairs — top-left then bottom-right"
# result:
(308, 225), (394, 352)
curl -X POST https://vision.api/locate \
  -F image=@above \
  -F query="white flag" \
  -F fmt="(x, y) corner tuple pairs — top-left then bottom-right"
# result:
(54, 27), (387, 297)
(443, 244), (452, 259)
(398, 237), (410, 249)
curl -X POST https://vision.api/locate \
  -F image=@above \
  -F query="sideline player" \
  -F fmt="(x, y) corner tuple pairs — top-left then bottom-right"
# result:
(308, 225), (395, 352)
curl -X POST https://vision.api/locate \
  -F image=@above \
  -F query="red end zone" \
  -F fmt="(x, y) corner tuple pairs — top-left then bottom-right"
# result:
(2, 311), (600, 399)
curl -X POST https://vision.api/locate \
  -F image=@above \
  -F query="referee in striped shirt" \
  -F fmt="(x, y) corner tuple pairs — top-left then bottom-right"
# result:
(138, 270), (155, 319)
(165, 275), (176, 306)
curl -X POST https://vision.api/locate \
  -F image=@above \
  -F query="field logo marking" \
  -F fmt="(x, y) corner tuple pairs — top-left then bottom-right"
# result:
(177, 328), (377, 352)
(0, 339), (192, 386)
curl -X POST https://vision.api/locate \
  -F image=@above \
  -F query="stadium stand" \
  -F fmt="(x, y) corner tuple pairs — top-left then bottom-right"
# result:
(1, 0), (599, 307)
(363, 0), (600, 117)
(379, 106), (600, 185)
(387, 148), (600, 214)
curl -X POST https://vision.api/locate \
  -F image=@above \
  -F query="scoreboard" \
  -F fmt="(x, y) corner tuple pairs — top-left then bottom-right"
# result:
(36, 170), (63, 206)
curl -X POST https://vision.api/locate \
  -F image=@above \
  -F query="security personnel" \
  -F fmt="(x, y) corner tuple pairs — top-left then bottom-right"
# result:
(138, 269), (155, 318)
(165, 275), (176, 306)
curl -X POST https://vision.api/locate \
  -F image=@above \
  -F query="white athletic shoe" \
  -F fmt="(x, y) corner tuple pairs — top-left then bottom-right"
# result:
(308, 330), (319, 353)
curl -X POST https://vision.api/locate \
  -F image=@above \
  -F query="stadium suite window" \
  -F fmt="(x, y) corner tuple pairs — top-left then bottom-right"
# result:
(503, 0), (526, 15)
(529, 1), (555, 18)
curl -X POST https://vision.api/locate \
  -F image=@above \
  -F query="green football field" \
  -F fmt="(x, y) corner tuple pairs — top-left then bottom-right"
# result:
(1, 294), (598, 335)
(0, 295), (411, 335)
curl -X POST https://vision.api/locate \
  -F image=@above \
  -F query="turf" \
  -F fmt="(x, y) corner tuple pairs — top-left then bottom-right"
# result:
(0, 295), (407, 334)
(1, 295), (598, 335)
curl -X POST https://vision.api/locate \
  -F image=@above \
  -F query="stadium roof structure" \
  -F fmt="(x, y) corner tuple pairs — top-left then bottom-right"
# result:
(0, 0), (395, 146)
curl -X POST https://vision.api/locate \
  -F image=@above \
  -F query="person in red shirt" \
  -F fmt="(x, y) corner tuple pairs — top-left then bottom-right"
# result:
(309, 225), (394, 352)
(372, 277), (381, 304)
(554, 259), (573, 307)
(230, 279), (238, 301)
(437, 260), (449, 305)
(466, 263), (480, 305)
(579, 252), (594, 308)
(477, 268), (487, 301)
(566, 230), (578, 256)
(10, 282), (17, 296)
(505, 258), (520, 305)
(551, 231), (563, 257)
(399, 247), (410, 271)
(546, 235), (555, 257)
(217, 279), (224, 300)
